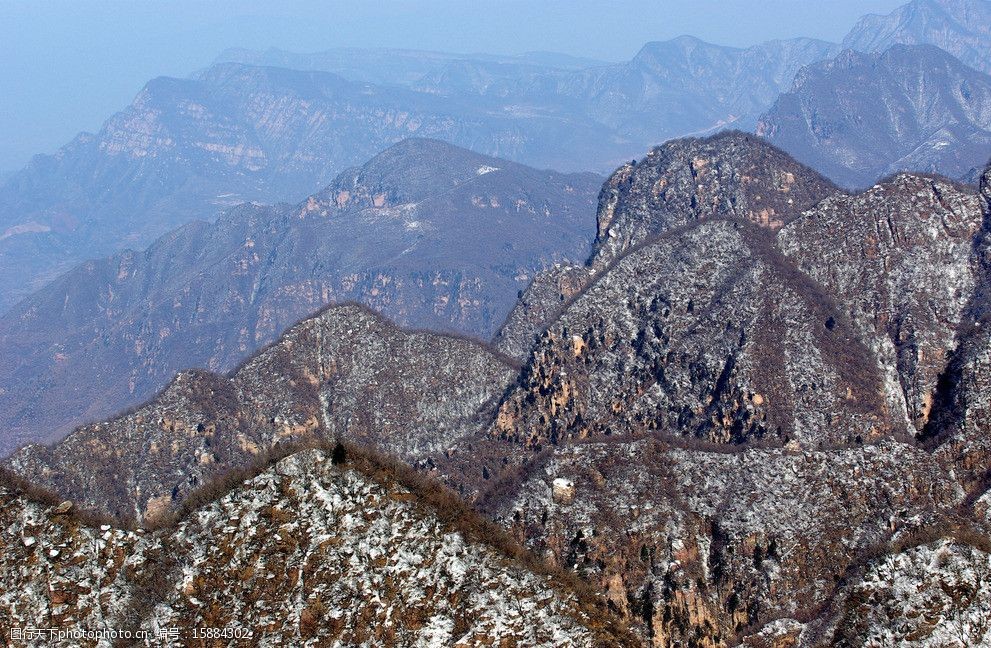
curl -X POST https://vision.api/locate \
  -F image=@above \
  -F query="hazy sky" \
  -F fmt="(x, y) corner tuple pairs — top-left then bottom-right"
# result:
(1, 0), (907, 171)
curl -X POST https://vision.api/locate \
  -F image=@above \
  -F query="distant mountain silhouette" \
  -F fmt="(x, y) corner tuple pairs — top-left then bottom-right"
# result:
(757, 45), (991, 187)
(843, 0), (991, 74)
(0, 37), (838, 311)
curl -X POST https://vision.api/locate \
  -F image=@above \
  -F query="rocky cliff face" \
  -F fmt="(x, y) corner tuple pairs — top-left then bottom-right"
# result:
(806, 538), (991, 645)
(842, 0), (991, 74)
(492, 218), (890, 450)
(493, 132), (838, 362)
(588, 132), (837, 268)
(757, 45), (991, 188)
(494, 262), (595, 361)
(0, 139), (597, 454)
(777, 173), (982, 431)
(0, 448), (629, 647)
(923, 166), (991, 494)
(5, 303), (517, 521)
(479, 436), (965, 647)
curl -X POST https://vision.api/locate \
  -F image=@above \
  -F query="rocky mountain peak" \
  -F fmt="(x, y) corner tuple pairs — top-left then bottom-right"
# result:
(842, 0), (991, 74)
(308, 137), (536, 214)
(591, 131), (837, 268)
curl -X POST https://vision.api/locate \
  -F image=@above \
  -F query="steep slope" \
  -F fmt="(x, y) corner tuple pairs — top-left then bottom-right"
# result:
(493, 132), (838, 361)
(477, 436), (965, 647)
(803, 538), (991, 646)
(922, 166), (991, 493)
(757, 45), (991, 188)
(5, 303), (517, 520)
(589, 131), (838, 268)
(7, 136), (991, 647)
(0, 447), (630, 647)
(491, 218), (890, 451)
(494, 262), (595, 361)
(492, 137), (983, 455)
(843, 0), (991, 74)
(777, 173), (982, 431)
(0, 139), (598, 453)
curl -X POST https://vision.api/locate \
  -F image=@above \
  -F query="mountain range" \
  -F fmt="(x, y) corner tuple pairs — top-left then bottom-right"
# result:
(3, 0), (991, 315)
(6, 132), (991, 645)
(4, 4), (991, 644)
(0, 139), (599, 455)
(757, 44), (991, 188)
(843, 0), (991, 73)
(0, 36), (838, 312)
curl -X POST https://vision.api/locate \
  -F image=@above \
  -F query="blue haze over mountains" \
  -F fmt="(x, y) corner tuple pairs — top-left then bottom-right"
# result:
(5, 4), (991, 645)
(1, 0), (991, 451)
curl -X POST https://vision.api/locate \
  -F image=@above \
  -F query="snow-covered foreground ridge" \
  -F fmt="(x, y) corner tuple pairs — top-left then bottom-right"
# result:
(0, 444), (635, 647)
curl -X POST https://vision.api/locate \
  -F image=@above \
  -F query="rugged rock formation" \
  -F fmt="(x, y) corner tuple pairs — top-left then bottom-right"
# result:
(757, 45), (991, 188)
(0, 447), (631, 647)
(0, 139), (597, 453)
(7, 134), (991, 647)
(463, 137), (991, 644)
(480, 436), (968, 646)
(923, 165), (991, 493)
(494, 132), (838, 361)
(494, 263), (595, 361)
(6, 303), (517, 520)
(588, 132), (838, 268)
(807, 538), (991, 645)
(492, 218), (889, 450)
(842, 0), (991, 75)
(777, 173), (983, 431)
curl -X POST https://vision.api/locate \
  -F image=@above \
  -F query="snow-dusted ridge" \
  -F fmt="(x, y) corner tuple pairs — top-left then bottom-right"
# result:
(0, 442), (634, 647)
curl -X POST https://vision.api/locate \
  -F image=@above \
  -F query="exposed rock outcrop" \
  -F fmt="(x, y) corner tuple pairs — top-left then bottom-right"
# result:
(589, 132), (837, 269)
(494, 218), (888, 450)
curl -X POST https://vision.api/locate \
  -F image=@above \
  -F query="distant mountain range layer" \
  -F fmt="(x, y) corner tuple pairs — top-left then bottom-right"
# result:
(0, 139), (599, 454)
(0, 35), (838, 311)
(758, 44), (991, 188)
(2, 0), (991, 313)
(843, 0), (991, 74)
